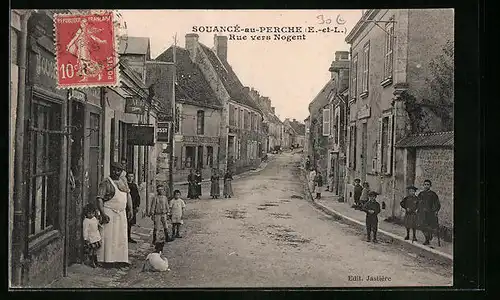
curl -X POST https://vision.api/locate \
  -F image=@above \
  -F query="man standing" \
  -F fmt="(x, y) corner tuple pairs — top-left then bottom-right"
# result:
(305, 156), (311, 171)
(96, 162), (133, 268)
(417, 180), (441, 246)
(126, 172), (141, 244)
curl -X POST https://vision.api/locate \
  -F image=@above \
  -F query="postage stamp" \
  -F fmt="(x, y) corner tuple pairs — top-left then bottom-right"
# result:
(54, 11), (119, 89)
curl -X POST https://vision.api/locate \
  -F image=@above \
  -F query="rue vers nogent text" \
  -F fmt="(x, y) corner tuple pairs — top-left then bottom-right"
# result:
(192, 26), (347, 42)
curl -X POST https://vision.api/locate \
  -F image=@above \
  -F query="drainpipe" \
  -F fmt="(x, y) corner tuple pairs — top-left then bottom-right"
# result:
(12, 10), (31, 287)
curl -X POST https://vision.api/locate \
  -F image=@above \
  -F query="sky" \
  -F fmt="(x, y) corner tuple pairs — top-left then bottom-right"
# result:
(119, 10), (363, 122)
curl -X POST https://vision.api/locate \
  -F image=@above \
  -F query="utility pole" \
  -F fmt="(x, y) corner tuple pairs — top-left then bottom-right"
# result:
(168, 34), (177, 196)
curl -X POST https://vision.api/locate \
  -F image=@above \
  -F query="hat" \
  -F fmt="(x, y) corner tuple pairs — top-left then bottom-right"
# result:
(111, 161), (125, 171)
(406, 185), (417, 191)
(368, 191), (379, 197)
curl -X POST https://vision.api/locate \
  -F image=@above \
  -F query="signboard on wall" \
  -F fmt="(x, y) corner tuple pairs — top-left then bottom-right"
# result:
(157, 122), (170, 142)
(127, 125), (155, 146)
(125, 97), (145, 114)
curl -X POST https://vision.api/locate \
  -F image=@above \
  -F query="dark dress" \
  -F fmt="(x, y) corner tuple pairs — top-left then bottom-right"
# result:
(353, 184), (363, 204)
(400, 195), (419, 229)
(210, 175), (220, 198)
(195, 173), (202, 197)
(417, 190), (441, 231)
(362, 200), (381, 235)
(187, 174), (197, 199)
(223, 173), (233, 197)
(127, 182), (141, 225)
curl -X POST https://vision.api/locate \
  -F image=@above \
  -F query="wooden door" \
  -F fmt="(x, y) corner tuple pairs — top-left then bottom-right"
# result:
(85, 105), (102, 206)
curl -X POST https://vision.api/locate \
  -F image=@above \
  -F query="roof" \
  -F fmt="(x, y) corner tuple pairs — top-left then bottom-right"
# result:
(199, 44), (261, 112)
(119, 36), (150, 56)
(289, 120), (306, 135)
(395, 131), (454, 148)
(155, 46), (221, 108)
(309, 80), (336, 115)
(268, 112), (282, 124)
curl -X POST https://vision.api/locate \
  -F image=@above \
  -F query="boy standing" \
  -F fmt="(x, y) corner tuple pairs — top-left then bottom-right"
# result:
(149, 184), (172, 246)
(417, 179), (441, 245)
(352, 179), (362, 208)
(170, 190), (186, 238)
(400, 185), (419, 241)
(362, 191), (381, 243)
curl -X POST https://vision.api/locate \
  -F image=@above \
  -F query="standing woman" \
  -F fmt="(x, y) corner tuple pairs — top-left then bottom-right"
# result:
(187, 169), (197, 199)
(195, 169), (203, 199)
(210, 168), (221, 199)
(95, 162), (133, 268)
(223, 169), (234, 198)
(308, 168), (317, 194)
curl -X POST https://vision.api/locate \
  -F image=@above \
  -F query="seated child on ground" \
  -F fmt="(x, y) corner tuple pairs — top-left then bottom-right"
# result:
(142, 242), (170, 272)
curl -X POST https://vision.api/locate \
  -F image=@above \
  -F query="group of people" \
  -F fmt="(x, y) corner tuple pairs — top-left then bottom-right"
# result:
(82, 158), (189, 269)
(187, 168), (234, 199)
(353, 178), (441, 246)
(307, 167), (324, 200)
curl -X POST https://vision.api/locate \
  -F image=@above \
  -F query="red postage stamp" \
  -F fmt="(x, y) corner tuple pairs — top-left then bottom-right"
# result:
(55, 12), (119, 88)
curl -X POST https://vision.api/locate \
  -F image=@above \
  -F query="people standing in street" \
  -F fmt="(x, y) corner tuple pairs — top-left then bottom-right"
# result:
(82, 203), (102, 268)
(362, 191), (381, 243)
(400, 185), (419, 241)
(308, 168), (317, 193)
(305, 156), (311, 171)
(359, 182), (370, 207)
(353, 179), (363, 209)
(95, 162), (133, 268)
(149, 184), (172, 246)
(195, 169), (203, 199)
(169, 190), (186, 238)
(417, 180), (441, 246)
(210, 168), (221, 199)
(223, 169), (234, 198)
(126, 172), (141, 244)
(187, 169), (197, 199)
(314, 170), (323, 199)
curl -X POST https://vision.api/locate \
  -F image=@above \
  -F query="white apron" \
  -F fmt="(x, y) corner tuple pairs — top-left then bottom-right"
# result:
(97, 177), (129, 263)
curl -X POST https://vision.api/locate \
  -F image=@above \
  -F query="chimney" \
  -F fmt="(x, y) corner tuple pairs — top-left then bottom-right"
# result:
(185, 33), (199, 61)
(271, 107), (275, 114)
(243, 87), (250, 94)
(293, 118), (296, 123)
(335, 51), (350, 61)
(214, 35), (228, 61)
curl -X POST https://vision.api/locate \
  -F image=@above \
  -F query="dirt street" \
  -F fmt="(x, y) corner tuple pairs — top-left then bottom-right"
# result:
(112, 152), (452, 288)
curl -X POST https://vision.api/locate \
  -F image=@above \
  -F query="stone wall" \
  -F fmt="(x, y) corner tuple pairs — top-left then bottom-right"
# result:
(25, 236), (64, 287)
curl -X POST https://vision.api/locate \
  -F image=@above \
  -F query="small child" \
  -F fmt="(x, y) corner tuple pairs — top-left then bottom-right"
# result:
(359, 182), (370, 207)
(400, 185), (419, 242)
(82, 203), (102, 268)
(314, 171), (323, 199)
(353, 179), (363, 209)
(362, 191), (381, 243)
(169, 190), (186, 238)
(149, 184), (172, 246)
(142, 242), (170, 272)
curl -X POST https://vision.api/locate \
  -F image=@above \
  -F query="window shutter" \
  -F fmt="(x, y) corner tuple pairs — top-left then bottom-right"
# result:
(386, 115), (394, 175)
(377, 118), (383, 173)
(322, 108), (330, 136)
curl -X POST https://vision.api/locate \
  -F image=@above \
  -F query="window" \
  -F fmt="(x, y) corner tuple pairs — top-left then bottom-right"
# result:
(361, 42), (370, 94)
(322, 108), (331, 136)
(197, 145), (204, 169)
(185, 146), (195, 169)
(334, 114), (339, 144)
(377, 115), (394, 174)
(383, 18), (395, 81)
(348, 124), (357, 169)
(196, 110), (205, 135)
(351, 55), (358, 99)
(207, 146), (214, 167)
(29, 99), (62, 236)
(229, 104), (235, 126)
(240, 109), (244, 128)
(245, 111), (250, 130)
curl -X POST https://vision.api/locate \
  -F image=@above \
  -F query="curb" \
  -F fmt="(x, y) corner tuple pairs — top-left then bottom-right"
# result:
(299, 169), (453, 266)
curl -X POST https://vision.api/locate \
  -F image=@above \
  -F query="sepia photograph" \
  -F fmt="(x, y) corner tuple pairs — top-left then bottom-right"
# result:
(9, 8), (455, 288)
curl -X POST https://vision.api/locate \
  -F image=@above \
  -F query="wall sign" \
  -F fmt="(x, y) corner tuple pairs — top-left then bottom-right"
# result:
(127, 125), (155, 146)
(125, 97), (145, 114)
(157, 122), (170, 142)
(357, 104), (371, 119)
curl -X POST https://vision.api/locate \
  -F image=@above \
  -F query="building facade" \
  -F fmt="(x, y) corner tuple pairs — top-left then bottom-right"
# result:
(344, 9), (454, 222)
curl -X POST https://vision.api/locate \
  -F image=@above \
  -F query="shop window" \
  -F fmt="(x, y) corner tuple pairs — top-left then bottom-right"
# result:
(207, 146), (214, 168)
(29, 99), (62, 236)
(197, 145), (204, 169)
(197, 110), (205, 135)
(185, 146), (195, 169)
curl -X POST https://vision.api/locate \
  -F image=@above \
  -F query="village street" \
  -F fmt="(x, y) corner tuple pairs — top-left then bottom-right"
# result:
(49, 152), (452, 288)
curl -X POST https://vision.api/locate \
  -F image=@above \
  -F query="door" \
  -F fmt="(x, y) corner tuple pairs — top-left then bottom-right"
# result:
(197, 145), (204, 170)
(361, 122), (368, 182)
(86, 105), (102, 206)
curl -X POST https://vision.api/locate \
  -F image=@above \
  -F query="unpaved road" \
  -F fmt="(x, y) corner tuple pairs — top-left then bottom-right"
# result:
(111, 152), (452, 288)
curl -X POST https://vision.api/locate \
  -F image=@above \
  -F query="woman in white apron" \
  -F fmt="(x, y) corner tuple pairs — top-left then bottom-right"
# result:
(96, 162), (132, 267)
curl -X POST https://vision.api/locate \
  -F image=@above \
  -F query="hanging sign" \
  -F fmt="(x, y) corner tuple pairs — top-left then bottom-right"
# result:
(127, 124), (155, 146)
(125, 97), (145, 114)
(68, 89), (87, 102)
(157, 122), (170, 143)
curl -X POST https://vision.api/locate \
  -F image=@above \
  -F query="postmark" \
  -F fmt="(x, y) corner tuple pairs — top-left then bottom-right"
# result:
(54, 11), (119, 89)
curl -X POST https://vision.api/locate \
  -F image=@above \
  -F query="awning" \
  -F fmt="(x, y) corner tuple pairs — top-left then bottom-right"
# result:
(395, 131), (454, 148)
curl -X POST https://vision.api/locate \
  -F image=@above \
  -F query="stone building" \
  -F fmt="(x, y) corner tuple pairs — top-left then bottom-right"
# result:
(286, 118), (306, 148)
(155, 46), (223, 182)
(344, 9), (454, 224)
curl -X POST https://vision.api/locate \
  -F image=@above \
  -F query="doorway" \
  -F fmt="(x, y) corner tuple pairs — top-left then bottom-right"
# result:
(361, 122), (368, 182)
(197, 145), (204, 170)
(86, 106), (101, 206)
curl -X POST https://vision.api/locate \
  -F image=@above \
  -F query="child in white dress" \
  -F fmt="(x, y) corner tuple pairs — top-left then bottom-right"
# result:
(83, 203), (102, 268)
(169, 190), (186, 238)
